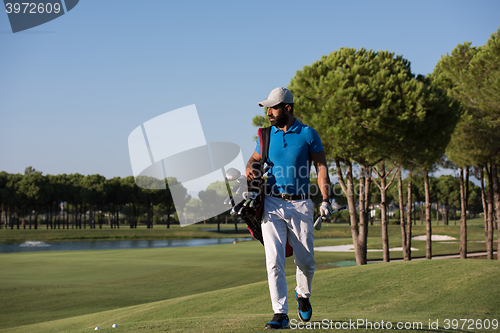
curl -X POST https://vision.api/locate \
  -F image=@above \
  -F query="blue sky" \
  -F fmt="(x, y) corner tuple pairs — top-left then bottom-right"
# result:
(1, 0), (499, 180)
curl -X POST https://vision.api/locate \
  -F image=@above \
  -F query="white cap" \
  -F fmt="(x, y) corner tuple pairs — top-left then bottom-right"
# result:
(258, 87), (293, 107)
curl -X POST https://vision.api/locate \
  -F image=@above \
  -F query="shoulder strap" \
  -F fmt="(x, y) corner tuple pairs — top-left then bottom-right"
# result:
(260, 127), (272, 161)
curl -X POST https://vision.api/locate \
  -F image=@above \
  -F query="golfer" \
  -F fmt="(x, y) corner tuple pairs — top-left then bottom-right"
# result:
(246, 87), (332, 329)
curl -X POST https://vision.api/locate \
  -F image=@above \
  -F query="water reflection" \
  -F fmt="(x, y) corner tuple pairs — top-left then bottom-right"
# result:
(0, 238), (253, 253)
(323, 261), (358, 268)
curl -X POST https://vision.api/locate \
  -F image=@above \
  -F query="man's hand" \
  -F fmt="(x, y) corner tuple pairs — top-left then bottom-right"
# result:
(246, 150), (262, 181)
(319, 201), (333, 220)
(245, 162), (261, 181)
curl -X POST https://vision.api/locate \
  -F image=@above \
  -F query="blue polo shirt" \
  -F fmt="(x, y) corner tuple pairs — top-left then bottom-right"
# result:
(255, 118), (324, 195)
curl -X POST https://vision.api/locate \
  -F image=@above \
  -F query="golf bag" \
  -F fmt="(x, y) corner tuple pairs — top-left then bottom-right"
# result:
(237, 127), (293, 257)
(231, 127), (270, 245)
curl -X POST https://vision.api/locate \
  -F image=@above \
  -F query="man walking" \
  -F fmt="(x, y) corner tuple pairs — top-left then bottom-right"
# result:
(246, 87), (332, 329)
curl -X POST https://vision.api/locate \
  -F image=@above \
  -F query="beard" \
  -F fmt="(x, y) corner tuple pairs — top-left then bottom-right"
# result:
(269, 110), (287, 128)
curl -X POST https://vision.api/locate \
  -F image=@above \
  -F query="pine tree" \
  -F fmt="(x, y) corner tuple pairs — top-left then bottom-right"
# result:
(289, 48), (420, 265)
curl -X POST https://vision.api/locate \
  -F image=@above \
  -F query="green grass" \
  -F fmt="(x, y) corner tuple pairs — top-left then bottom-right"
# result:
(1, 220), (497, 332)
(0, 242), (268, 329)
(1, 258), (498, 333)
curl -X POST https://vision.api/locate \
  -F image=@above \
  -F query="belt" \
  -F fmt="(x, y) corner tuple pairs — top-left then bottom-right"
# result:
(268, 192), (310, 200)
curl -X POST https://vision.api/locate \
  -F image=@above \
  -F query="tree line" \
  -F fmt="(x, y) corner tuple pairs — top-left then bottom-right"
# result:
(254, 25), (500, 263)
(0, 167), (184, 230)
(328, 172), (483, 224)
(0, 167), (246, 230)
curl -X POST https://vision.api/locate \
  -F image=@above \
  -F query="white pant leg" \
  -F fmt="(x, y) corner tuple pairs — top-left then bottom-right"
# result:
(262, 196), (315, 313)
(286, 199), (315, 298)
(262, 196), (289, 314)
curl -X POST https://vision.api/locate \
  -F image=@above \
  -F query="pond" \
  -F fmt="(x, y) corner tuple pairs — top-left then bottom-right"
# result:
(0, 238), (253, 253)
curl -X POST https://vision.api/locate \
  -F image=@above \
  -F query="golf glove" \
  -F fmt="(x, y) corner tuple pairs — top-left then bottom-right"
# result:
(319, 201), (333, 219)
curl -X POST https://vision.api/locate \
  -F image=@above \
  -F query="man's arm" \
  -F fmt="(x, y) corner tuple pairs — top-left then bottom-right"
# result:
(310, 151), (330, 201)
(245, 150), (262, 181)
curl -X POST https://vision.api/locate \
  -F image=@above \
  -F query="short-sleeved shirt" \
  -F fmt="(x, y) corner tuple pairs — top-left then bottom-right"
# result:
(255, 118), (324, 195)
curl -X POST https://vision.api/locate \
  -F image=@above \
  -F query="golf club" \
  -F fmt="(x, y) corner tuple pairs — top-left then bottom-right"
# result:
(314, 205), (347, 230)
(225, 167), (241, 181)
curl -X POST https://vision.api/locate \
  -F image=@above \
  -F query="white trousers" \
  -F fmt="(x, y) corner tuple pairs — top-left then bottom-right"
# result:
(261, 195), (315, 314)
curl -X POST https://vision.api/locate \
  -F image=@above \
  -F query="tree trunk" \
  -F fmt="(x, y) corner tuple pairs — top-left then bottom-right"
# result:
(50, 205), (54, 229)
(444, 206), (448, 226)
(372, 161), (398, 263)
(459, 168), (468, 259)
(10, 209), (15, 229)
(336, 159), (367, 265)
(379, 164), (390, 262)
(359, 165), (369, 261)
(10, 210), (15, 229)
(29, 206), (32, 229)
(34, 203), (38, 230)
(436, 203), (439, 225)
(413, 201), (416, 226)
(398, 170), (408, 260)
(365, 167), (372, 226)
(79, 203), (83, 229)
(66, 205), (70, 229)
(423, 172), (432, 259)
(109, 205), (114, 229)
(90, 204), (96, 229)
(487, 165), (495, 259)
(490, 161), (500, 260)
(72, 204), (76, 229)
(146, 202), (152, 229)
(481, 167), (493, 259)
(83, 204), (87, 229)
(405, 169), (412, 261)
(130, 204), (135, 229)
(167, 204), (171, 229)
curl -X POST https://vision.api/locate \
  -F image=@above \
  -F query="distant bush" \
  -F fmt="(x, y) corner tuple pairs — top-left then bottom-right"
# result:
(333, 209), (351, 223)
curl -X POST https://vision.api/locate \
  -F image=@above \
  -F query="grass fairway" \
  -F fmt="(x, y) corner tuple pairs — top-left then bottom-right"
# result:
(0, 242), (268, 330)
(1, 222), (497, 332)
(1, 259), (498, 333)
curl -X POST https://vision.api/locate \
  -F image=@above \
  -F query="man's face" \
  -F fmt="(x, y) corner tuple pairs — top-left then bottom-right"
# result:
(267, 104), (288, 128)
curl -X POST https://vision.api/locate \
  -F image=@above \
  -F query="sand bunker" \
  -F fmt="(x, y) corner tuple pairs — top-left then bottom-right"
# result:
(411, 235), (456, 241)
